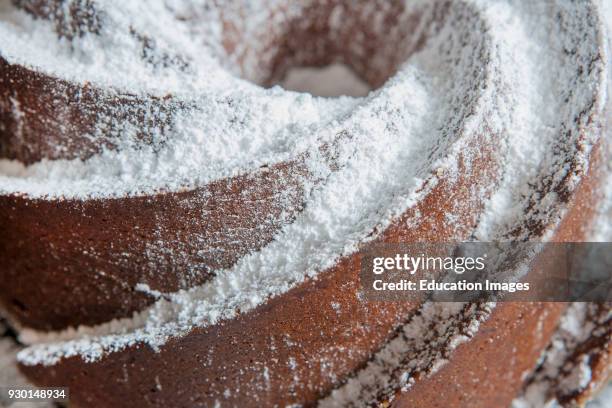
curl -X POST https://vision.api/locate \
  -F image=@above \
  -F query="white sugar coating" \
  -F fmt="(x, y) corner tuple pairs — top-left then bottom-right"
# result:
(328, 2), (612, 403)
(0, 0), (365, 198)
(508, 4), (612, 405)
(15, 0), (507, 362)
(319, 302), (494, 407)
(475, 0), (609, 242)
(559, 355), (593, 394)
(511, 303), (611, 408)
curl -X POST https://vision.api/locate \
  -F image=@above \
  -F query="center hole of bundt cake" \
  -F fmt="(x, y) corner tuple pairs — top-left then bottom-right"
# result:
(223, 2), (413, 97)
(279, 63), (370, 97)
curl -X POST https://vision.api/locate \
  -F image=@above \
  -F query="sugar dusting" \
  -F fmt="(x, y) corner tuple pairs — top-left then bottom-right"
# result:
(510, 2), (612, 405)
(319, 302), (494, 407)
(326, 1), (611, 403)
(0, 0), (361, 197)
(14, 0), (606, 361)
(511, 303), (611, 408)
(16, 0), (506, 364)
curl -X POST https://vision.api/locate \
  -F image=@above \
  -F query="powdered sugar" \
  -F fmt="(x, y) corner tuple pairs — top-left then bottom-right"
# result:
(13, 0), (501, 363)
(0, 0), (361, 197)
(511, 302), (611, 408)
(319, 302), (493, 407)
(475, 0), (609, 241)
(508, 3), (612, 404)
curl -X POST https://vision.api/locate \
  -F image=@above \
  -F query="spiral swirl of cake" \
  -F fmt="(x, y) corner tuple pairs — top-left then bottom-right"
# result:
(0, 0), (609, 406)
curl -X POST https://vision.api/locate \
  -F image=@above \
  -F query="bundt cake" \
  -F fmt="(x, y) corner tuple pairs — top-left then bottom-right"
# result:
(0, 0), (610, 406)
